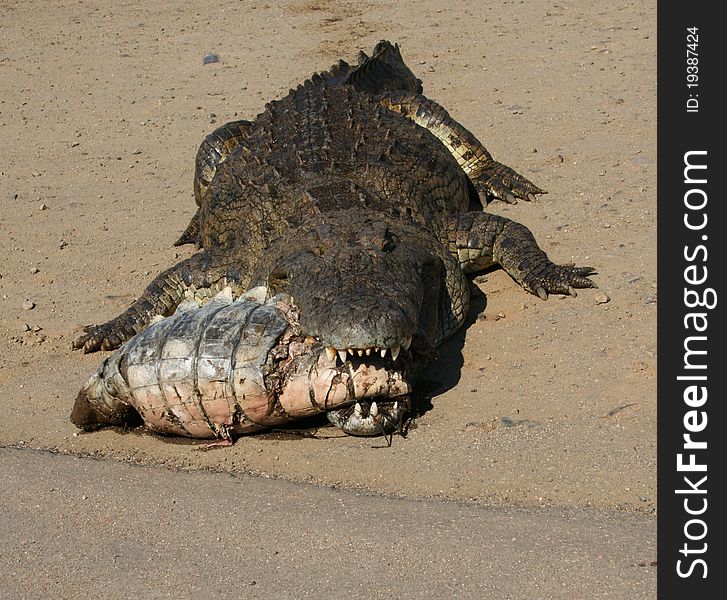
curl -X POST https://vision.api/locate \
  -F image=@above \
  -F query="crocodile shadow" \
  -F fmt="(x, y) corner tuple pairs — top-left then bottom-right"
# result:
(410, 280), (487, 419)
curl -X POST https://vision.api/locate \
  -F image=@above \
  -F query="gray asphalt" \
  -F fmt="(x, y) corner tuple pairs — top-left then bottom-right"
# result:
(0, 447), (655, 599)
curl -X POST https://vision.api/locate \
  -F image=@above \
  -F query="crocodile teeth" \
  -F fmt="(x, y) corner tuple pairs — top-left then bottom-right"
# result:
(356, 349), (364, 357)
(391, 345), (401, 361)
(338, 349), (347, 362)
(365, 348), (372, 356)
(393, 401), (399, 411)
(348, 348), (355, 356)
(370, 401), (379, 417)
(380, 348), (388, 358)
(354, 402), (363, 417)
(402, 335), (412, 350)
(325, 346), (337, 362)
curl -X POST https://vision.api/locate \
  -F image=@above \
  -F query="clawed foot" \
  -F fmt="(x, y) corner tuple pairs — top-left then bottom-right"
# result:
(473, 161), (545, 204)
(526, 264), (598, 300)
(72, 322), (129, 353)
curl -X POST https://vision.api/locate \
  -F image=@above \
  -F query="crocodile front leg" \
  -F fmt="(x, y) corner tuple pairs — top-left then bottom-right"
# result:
(73, 251), (246, 353)
(377, 92), (545, 204)
(454, 212), (597, 299)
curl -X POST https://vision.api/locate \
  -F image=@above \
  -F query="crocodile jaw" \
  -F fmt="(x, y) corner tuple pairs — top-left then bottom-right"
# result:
(326, 398), (409, 436)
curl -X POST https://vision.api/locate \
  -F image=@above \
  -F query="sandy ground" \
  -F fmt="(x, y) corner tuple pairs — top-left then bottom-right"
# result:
(2, 447), (656, 599)
(1, 0), (656, 594)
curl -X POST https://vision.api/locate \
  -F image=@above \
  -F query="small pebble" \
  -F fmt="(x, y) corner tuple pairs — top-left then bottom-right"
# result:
(39, 203), (48, 210)
(22, 323), (31, 332)
(203, 53), (220, 65)
(59, 240), (68, 249)
(30, 267), (39, 274)
(22, 301), (35, 311)
(595, 292), (610, 304)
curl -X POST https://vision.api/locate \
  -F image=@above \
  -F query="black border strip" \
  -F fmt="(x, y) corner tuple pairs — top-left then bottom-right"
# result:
(657, 3), (725, 596)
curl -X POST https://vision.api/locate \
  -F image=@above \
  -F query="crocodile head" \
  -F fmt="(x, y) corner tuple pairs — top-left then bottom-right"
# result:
(259, 215), (447, 364)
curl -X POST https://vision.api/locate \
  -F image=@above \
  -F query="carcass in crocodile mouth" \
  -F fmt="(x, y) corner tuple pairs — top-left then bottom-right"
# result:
(71, 292), (416, 439)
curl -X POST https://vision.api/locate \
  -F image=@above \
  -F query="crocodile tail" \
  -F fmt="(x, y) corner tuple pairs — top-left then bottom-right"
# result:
(174, 209), (201, 248)
(344, 40), (423, 95)
(194, 119), (253, 206)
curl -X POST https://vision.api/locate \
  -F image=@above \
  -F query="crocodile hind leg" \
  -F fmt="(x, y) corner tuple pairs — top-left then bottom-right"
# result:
(378, 92), (544, 204)
(453, 212), (597, 299)
(73, 251), (247, 353)
(175, 120), (253, 248)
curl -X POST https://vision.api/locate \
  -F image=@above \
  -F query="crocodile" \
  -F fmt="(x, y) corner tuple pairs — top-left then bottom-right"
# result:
(73, 41), (596, 427)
